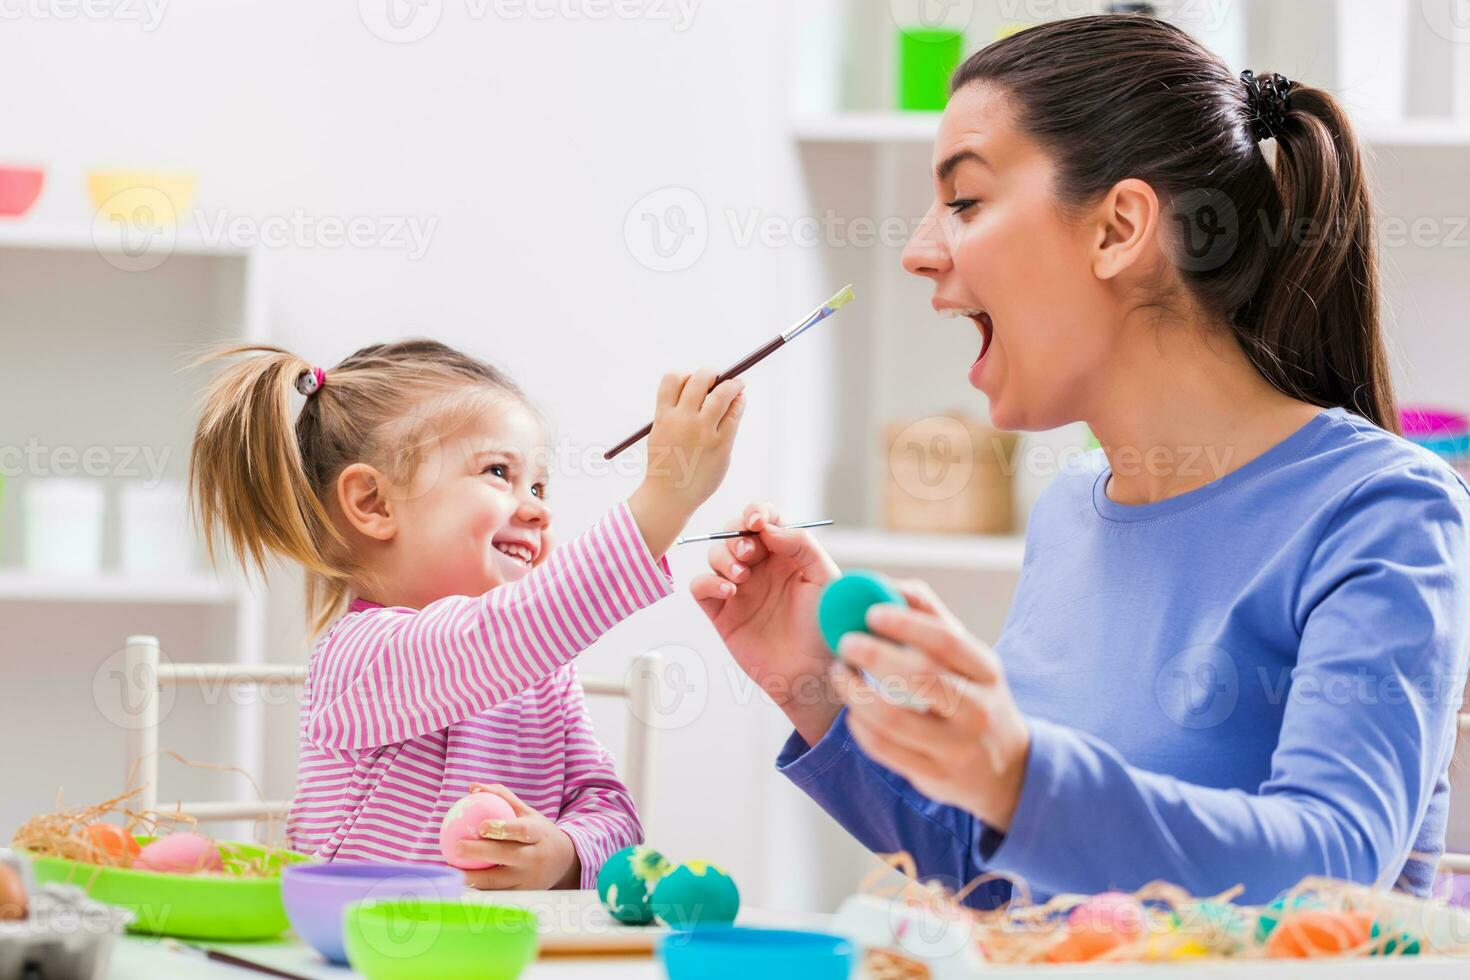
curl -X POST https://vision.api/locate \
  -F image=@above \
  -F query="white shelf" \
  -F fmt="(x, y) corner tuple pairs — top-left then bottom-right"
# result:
(0, 221), (253, 256)
(0, 570), (242, 604)
(791, 113), (1470, 148)
(822, 528), (1026, 573)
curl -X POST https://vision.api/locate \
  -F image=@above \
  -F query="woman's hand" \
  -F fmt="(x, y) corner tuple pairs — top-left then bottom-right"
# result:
(457, 783), (580, 890)
(629, 369), (747, 558)
(690, 503), (844, 746)
(833, 580), (1032, 832)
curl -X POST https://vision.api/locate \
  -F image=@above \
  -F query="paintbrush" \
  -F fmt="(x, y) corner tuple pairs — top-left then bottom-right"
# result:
(675, 519), (833, 546)
(602, 285), (855, 460)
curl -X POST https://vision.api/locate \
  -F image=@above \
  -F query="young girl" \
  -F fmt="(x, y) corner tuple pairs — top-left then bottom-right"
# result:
(190, 339), (745, 889)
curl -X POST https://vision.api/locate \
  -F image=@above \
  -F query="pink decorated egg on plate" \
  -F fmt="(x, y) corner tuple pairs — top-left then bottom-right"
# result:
(135, 832), (223, 874)
(439, 791), (517, 870)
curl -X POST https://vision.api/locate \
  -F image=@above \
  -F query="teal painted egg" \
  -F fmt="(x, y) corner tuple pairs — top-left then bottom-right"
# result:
(650, 861), (740, 929)
(596, 845), (671, 925)
(1370, 920), (1422, 956)
(1253, 892), (1324, 943)
(817, 571), (907, 655)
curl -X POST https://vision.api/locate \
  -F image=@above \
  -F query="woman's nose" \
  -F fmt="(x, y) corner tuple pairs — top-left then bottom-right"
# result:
(902, 206), (953, 279)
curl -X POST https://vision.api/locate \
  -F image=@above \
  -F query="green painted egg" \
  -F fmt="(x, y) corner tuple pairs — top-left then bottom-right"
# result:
(596, 844), (671, 925)
(1253, 892), (1324, 943)
(1370, 920), (1422, 956)
(817, 570), (907, 656)
(649, 860), (740, 929)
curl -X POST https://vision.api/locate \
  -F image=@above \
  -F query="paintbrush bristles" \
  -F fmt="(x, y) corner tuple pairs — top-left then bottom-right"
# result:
(825, 284), (855, 312)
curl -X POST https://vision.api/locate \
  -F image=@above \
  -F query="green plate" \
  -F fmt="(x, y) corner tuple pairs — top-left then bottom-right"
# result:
(27, 839), (311, 940)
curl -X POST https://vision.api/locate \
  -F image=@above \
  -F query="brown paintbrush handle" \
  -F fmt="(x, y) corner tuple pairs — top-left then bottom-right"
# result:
(603, 335), (786, 460)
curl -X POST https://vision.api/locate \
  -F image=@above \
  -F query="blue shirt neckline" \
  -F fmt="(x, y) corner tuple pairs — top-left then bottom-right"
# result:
(1091, 407), (1344, 524)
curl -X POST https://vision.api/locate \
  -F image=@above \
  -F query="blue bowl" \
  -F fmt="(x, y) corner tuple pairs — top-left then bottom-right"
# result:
(659, 926), (856, 980)
(281, 861), (462, 964)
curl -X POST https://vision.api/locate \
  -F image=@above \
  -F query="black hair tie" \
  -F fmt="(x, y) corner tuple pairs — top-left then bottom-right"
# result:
(1241, 69), (1294, 142)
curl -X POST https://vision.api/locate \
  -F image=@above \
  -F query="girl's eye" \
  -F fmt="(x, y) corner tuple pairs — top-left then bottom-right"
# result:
(483, 463), (509, 480)
(945, 198), (979, 215)
(532, 483), (547, 500)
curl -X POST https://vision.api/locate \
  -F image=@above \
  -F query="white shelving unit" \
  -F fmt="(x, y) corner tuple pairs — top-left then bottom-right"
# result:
(0, 217), (269, 841)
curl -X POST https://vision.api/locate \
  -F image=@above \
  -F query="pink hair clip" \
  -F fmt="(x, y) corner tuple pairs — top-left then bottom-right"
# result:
(295, 366), (326, 397)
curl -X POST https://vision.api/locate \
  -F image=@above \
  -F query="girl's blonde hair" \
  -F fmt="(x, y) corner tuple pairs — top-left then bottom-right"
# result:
(189, 339), (530, 633)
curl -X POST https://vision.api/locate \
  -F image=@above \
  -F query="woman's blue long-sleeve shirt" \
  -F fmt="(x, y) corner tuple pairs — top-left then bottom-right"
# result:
(778, 409), (1470, 907)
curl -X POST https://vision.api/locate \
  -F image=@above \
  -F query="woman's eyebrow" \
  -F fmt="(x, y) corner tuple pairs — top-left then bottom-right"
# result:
(936, 149), (990, 181)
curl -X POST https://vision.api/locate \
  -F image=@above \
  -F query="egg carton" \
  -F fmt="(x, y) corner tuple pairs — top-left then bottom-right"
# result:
(0, 850), (133, 980)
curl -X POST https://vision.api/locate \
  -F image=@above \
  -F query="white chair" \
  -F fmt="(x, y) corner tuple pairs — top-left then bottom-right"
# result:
(119, 634), (665, 834)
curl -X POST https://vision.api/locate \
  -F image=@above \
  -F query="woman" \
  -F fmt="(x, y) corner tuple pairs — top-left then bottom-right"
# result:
(691, 16), (1470, 907)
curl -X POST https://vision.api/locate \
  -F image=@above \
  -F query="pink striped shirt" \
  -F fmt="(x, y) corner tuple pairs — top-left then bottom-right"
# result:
(286, 502), (673, 888)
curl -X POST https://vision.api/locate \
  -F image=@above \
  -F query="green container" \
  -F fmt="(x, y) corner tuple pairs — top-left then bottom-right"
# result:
(27, 839), (310, 940)
(344, 899), (539, 980)
(897, 28), (964, 111)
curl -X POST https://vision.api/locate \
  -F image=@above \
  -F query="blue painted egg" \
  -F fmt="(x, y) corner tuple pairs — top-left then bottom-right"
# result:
(596, 845), (671, 925)
(650, 861), (740, 929)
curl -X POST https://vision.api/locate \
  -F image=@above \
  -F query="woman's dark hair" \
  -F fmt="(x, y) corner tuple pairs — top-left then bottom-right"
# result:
(953, 15), (1398, 432)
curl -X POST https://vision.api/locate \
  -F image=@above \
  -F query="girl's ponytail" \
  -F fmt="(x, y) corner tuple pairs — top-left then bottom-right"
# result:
(1235, 84), (1399, 432)
(189, 345), (348, 624)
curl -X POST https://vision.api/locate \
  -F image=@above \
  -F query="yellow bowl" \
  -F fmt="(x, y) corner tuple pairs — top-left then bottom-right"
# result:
(87, 170), (196, 225)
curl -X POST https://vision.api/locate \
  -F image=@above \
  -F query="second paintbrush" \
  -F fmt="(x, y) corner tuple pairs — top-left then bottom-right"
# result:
(674, 519), (834, 546)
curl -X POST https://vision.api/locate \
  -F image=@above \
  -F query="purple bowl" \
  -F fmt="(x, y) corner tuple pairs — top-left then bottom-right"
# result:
(281, 861), (463, 964)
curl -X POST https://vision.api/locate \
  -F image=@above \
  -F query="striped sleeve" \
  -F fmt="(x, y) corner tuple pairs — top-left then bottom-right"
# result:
(306, 501), (673, 751)
(554, 667), (644, 889)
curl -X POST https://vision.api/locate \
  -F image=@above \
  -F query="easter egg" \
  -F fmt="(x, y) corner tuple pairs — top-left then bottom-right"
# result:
(596, 845), (672, 925)
(650, 861), (740, 929)
(1370, 918), (1421, 956)
(1067, 892), (1146, 938)
(0, 864), (26, 921)
(1265, 909), (1372, 959)
(817, 571), (907, 655)
(135, 832), (223, 874)
(83, 823), (141, 861)
(1254, 892), (1324, 942)
(1045, 927), (1127, 963)
(439, 791), (518, 870)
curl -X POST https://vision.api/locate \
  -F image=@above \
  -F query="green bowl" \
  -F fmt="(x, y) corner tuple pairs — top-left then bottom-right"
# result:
(27, 839), (310, 940)
(344, 899), (539, 980)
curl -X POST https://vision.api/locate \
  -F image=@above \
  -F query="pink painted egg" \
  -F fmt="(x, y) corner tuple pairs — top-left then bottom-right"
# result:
(439, 791), (517, 870)
(134, 832), (223, 874)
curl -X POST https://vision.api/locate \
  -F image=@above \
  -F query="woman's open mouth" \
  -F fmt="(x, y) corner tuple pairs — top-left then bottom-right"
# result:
(941, 307), (993, 364)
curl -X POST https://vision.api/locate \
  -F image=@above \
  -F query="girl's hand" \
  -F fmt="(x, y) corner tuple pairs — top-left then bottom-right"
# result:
(690, 503), (844, 746)
(457, 783), (580, 890)
(833, 580), (1032, 832)
(629, 369), (747, 558)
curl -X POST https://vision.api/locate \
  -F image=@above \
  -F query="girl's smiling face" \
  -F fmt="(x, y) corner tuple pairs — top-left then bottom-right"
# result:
(901, 83), (1121, 431)
(367, 396), (553, 607)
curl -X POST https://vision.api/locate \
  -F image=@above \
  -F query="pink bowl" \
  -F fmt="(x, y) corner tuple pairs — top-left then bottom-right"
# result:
(0, 166), (44, 217)
(1401, 406), (1469, 439)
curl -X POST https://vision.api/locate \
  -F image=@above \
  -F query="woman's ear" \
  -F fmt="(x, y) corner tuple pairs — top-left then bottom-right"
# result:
(1091, 177), (1161, 281)
(336, 463), (396, 541)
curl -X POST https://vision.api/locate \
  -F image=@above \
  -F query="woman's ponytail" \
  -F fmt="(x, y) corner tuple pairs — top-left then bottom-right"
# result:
(1235, 84), (1399, 432)
(189, 345), (348, 617)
